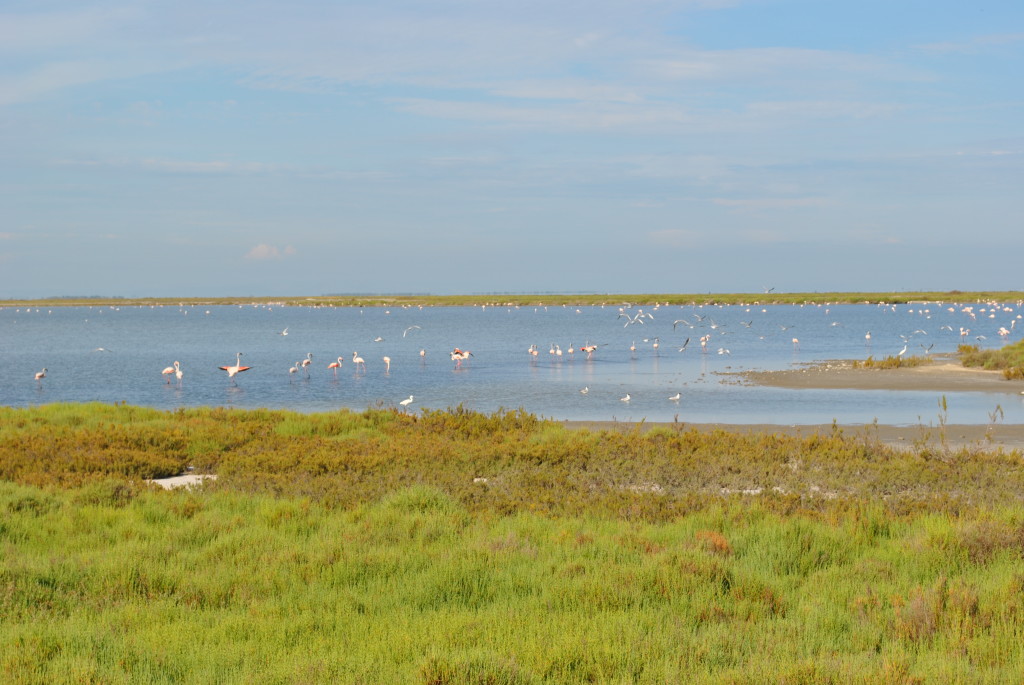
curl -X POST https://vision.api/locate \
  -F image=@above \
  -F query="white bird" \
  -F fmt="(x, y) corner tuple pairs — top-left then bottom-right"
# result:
(289, 362), (300, 377)
(403, 325), (421, 338)
(174, 363), (183, 384)
(669, 392), (681, 401)
(373, 336), (384, 343)
(352, 352), (366, 373)
(898, 344), (908, 357)
(580, 386), (589, 394)
(383, 356), (391, 374)
(620, 393), (631, 402)
(34, 367), (47, 383)
(279, 327), (289, 336)
(399, 395), (414, 408)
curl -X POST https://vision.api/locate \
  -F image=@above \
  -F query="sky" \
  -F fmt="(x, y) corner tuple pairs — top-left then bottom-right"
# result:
(1, 0), (1022, 297)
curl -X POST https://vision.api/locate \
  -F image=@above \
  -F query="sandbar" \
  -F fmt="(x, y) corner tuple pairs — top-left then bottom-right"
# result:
(564, 357), (1024, 451)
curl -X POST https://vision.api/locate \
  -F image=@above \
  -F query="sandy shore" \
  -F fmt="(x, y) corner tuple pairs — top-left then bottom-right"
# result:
(565, 357), (1024, 451)
(735, 357), (1024, 395)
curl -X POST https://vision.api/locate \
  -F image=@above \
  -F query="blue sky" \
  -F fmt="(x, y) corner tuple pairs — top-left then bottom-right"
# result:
(1, 0), (1022, 297)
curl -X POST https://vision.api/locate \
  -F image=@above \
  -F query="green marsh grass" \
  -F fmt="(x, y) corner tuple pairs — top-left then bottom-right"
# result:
(959, 340), (1024, 380)
(3, 403), (1024, 682)
(852, 355), (929, 370)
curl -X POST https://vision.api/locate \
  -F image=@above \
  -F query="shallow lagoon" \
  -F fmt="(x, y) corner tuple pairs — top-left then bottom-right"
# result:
(2, 301), (1022, 426)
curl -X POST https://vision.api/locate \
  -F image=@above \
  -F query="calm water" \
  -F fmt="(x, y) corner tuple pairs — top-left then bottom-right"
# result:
(2, 301), (1022, 426)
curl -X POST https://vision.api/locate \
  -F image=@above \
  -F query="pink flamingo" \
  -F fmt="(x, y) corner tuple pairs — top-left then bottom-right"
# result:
(161, 361), (180, 384)
(218, 352), (252, 384)
(327, 356), (344, 377)
(451, 348), (473, 368)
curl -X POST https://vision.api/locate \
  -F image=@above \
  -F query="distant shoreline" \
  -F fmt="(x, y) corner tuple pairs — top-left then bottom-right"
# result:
(3, 290), (1023, 309)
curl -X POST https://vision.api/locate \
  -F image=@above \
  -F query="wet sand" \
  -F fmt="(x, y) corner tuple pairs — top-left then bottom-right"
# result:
(737, 358), (1023, 395)
(564, 357), (1024, 451)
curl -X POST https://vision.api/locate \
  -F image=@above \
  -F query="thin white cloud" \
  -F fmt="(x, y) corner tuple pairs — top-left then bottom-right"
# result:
(713, 197), (830, 210)
(639, 48), (928, 84)
(245, 244), (297, 260)
(647, 228), (706, 248)
(916, 33), (1024, 55)
(393, 98), (698, 130)
(0, 7), (140, 52)
(54, 157), (285, 175)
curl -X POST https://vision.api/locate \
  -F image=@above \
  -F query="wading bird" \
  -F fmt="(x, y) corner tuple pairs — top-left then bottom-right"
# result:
(219, 353), (251, 383)
(161, 361), (180, 384)
(399, 395), (414, 409)
(34, 368), (47, 384)
(352, 352), (366, 373)
(327, 356), (343, 377)
(383, 356), (391, 374)
(451, 348), (473, 368)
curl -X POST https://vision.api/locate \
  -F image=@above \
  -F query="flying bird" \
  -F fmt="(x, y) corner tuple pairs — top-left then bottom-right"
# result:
(402, 325), (421, 338)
